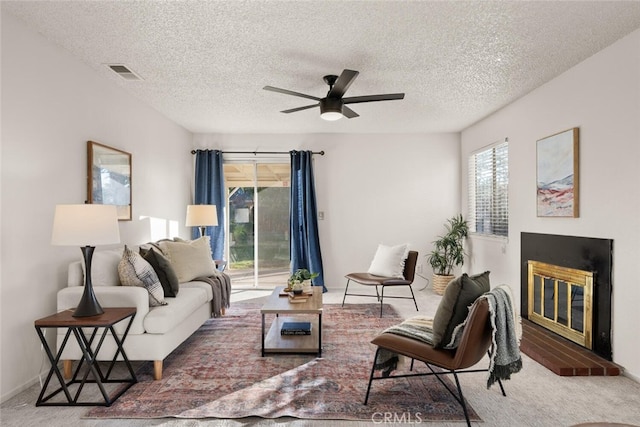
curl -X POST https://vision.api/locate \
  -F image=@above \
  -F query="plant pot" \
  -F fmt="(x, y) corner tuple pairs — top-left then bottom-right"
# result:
(293, 289), (303, 295)
(432, 274), (455, 295)
(302, 280), (312, 293)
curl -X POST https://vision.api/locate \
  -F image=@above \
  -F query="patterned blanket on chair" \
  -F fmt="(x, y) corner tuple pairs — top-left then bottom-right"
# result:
(373, 316), (435, 377)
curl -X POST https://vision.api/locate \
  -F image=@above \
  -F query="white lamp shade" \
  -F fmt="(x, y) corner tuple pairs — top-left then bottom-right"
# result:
(185, 205), (218, 227)
(51, 204), (120, 246)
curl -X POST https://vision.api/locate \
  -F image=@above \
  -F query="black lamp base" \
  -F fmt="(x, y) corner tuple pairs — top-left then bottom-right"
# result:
(73, 246), (104, 317)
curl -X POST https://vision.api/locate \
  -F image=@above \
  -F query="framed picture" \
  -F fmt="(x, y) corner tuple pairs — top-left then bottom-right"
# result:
(87, 141), (132, 221)
(536, 128), (579, 217)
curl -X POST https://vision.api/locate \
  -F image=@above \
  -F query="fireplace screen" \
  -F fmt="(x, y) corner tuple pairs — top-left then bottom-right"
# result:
(527, 261), (594, 349)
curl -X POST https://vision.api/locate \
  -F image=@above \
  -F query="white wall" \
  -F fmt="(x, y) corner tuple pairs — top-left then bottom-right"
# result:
(461, 29), (640, 380)
(192, 132), (461, 291)
(1, 12), (193, 401)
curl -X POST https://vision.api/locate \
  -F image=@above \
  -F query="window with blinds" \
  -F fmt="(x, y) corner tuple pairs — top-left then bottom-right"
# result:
(468, 140), (509, 238)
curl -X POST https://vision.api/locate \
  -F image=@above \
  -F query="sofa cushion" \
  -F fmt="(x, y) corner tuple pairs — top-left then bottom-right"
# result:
(143, 286), (209, 334)
(158, 236), (217, 283)
(181, 281), (214, 301)
(118, 245), (168, 307)
(140, 247), (179, 297)
(367, 243), (409, 278)
(80, 249), (122, 286)
(432, 271), (490, 348)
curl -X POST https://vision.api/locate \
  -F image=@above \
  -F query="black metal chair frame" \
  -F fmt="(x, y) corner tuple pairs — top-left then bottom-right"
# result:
(364, 349), (506, 427)
(363, 298), (509, 427)
(341, 250), (419, 317)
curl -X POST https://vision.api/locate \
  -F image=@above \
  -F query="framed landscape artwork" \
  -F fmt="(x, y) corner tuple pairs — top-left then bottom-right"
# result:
(87, 140), (132, 220)
(536, 128), (579, 217)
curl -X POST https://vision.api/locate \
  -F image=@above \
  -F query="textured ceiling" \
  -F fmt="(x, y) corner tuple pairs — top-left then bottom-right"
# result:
(4, 1), (640, 134)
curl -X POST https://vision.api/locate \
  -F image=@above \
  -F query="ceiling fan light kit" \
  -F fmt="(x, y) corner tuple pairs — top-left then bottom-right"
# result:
(264, 69), (404, 121)
(319, 98), (343, 121)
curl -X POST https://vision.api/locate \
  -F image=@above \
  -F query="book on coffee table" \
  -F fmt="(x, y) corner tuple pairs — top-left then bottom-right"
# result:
(281, 321), (312, 335)
(288, 294), (308, 303)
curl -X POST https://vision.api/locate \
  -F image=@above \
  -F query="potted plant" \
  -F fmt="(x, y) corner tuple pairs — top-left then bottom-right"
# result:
(288, 268), (319, 294)
(426, 214), (469, 295)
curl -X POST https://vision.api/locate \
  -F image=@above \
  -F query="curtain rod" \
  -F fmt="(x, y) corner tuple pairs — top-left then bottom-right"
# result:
(191, 150), (325, 156)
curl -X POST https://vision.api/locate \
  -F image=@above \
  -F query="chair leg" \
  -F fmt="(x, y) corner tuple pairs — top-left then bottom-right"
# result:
(364, 347), (381, 405)
(496, 377), (506, 397)
(486, 349), (507, 397)
(452, 371), (472, 427)
(379, 286), (385, 317)
(341, 279), (351, 306)
(408, 285), (419, 311)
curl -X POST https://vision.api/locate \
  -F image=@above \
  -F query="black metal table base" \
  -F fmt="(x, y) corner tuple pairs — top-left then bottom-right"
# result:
(35, 312), (137, 406)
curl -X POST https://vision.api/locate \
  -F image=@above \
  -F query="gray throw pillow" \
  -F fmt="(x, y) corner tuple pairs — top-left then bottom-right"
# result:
(118, 245), (168, 307)
(431, 271), (490, 348)
(140, 247), (179, 297)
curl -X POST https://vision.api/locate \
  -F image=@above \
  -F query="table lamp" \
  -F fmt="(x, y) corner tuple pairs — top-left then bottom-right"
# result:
(185, 204), (218, 237)
(51, 204), (120, 317)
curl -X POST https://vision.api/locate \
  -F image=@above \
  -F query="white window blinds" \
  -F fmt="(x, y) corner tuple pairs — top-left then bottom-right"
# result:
(468, 140), (509, 238)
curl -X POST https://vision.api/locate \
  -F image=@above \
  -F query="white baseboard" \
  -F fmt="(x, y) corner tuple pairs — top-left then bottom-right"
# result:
(0, 372), (44, 404)
(623, 369), (640, 383)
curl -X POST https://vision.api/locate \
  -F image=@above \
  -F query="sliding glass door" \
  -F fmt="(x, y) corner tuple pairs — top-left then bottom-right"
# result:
(224, 161), (290, 288)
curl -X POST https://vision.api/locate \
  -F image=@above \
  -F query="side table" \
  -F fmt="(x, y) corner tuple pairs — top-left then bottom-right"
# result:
(34, 307), (137, 406)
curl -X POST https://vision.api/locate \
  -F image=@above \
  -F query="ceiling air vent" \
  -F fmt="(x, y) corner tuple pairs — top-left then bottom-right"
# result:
(107, 64), (143, 81)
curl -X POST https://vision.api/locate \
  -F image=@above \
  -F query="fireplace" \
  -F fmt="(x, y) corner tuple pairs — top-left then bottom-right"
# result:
(521, 232), (613, 360)
(527, 261), (593, 349)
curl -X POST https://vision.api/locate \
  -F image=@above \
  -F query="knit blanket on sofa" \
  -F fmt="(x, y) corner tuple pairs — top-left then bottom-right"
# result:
(195, 272), (231, 317)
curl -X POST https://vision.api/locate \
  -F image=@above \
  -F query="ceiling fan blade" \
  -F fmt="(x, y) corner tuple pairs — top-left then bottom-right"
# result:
(327, 69), (359, 98)
(342, 106), (359, 119)
(342, 93), (405, 105)
(280, 104), (319, 114)
(263, 86), (321, 101)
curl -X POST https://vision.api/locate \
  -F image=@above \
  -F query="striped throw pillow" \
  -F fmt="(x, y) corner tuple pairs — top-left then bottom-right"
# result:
(118, 245), (167, 307)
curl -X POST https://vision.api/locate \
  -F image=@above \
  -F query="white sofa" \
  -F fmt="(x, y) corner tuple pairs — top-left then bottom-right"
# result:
(56, 245), (223, 380)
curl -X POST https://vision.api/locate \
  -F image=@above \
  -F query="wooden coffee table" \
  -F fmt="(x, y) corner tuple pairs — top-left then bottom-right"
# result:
(261, 286), (323, 356)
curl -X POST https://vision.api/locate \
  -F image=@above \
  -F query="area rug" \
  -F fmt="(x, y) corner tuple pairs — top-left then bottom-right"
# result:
(86, 303), (481, 422)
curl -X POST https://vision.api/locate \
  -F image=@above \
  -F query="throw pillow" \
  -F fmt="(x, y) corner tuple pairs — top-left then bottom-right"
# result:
(118, 245), (167, 307)
(140, 247), (180, 297)
(367, 243), (410, 278)
(158, 236), (217, 283)
(431, 271), (490, 348)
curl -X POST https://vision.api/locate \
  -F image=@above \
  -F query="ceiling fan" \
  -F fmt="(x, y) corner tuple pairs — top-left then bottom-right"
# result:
(263, 69), (405, 121)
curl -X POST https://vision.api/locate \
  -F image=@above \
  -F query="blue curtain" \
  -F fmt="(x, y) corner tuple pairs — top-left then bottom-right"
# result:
(193, 150), (226, 260)
(290, 150), (326, 292)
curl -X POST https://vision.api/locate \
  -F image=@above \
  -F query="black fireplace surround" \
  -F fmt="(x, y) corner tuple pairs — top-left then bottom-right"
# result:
(521, 232), (613, 360)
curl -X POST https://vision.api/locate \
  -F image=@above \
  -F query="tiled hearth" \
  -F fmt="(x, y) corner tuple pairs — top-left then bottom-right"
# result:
(520, 319), (620, 376)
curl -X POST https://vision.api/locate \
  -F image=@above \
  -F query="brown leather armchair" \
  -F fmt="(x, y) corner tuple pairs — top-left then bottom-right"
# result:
(364, 297), (506, 427)
(342, 250), (419, 317)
